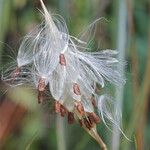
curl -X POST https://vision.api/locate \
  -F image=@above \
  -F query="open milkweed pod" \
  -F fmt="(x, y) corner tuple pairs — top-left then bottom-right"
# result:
(45, 17), (124, 148)
(0, 0), (127, 148)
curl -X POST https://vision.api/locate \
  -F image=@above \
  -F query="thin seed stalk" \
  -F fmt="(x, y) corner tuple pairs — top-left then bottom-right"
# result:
(56, 115), (67, 150)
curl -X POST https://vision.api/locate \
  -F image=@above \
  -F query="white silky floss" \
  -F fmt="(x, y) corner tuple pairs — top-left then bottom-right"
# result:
(1, 0), (127, 147)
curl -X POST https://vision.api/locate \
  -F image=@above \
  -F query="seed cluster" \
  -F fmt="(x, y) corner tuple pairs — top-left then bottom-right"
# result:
(0, 0), (125, 148)
(53, 52), (101, 129)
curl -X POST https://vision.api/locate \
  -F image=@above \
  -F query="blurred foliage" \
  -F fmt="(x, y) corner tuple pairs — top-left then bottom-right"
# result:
(0, 0), (150, 150)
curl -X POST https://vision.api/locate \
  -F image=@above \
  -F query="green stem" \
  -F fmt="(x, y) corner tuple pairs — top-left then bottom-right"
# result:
(111, 0), (127, 149)
(56, 115), (66, 150)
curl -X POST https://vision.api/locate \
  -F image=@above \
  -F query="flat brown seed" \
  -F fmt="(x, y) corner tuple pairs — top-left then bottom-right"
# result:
(91, 112), (100, 124)
(60, 105), (67, 117)
(13, 67), (20, 77)
(76, 102), (85, 116)
(38, 78), (46, 92)
(54, 101), (61, 113)
(73, 83), (81, 95)
(11, 67), (20, 83)
(84, 118), (92, 130)
(59, 54), (66, 66)
(68, 112), (75, 124)
(88, 114), (94, 125)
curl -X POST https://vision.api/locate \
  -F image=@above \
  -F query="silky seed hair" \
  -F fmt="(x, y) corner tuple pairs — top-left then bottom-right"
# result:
(0, 0), (127, 147)
(39, 1), (126, 141)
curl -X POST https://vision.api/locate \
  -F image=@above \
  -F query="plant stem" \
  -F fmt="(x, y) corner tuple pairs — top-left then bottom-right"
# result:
(56, 115), (66, 150)
(111, 0), (127, 149)
(122, 1), (150, 150)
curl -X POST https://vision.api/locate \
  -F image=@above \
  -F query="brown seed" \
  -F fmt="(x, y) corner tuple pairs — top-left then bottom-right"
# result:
(13, 67), (20, 77)
(84, 118), (92, 130)
(59, 54), (66, 66)
(90, 112), (100, 124)
(73, 83), (81, 95)
(11, 67), (20, 83)
(60, 105), (67, 117)
(38, 78), (46, 92)
(76, 102), (85, 116)
(68, 112), (75, 124)
(88, 114), (94, 125)
(54, 101), (61, 113)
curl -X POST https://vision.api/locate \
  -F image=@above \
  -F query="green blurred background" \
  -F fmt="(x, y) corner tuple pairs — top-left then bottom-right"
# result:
(0, 0), (150, 150)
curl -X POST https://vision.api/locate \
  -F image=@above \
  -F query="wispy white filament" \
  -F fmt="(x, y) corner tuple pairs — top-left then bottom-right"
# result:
(0, 0), (126, 140)
(98, 95), (129, 140)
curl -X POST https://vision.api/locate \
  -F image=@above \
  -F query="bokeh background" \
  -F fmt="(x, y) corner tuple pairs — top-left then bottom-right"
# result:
(0, 0), (150, 150)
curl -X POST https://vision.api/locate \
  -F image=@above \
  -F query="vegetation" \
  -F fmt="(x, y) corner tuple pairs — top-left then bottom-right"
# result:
(0, 0), (150, 149)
